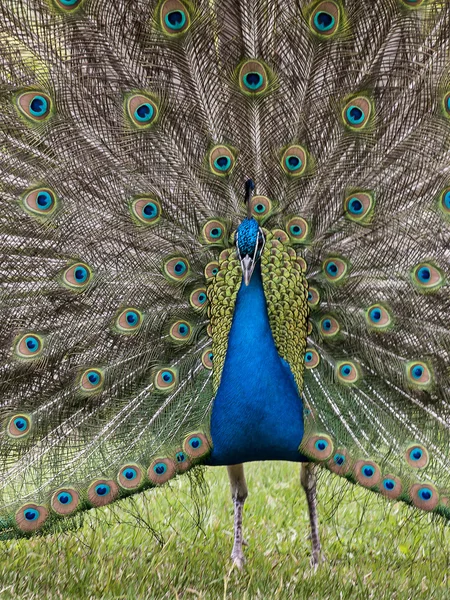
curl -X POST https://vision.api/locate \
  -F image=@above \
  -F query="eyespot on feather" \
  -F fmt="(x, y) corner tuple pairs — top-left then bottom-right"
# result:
(304, 348), (320, 369)
(125, 94), (158, 128)
(189, 287), (208, 310)
(130, 197), (161, 225)
(52, 0), (84, 10)
(14, 333), (43, 360)
(174, 450), (191, 473)
(239, 60), (268, 94)
(286, 216), (309, 242)
(169, 320), (192, 342)
(7, 414), (32, 439)
(80, 369), (104, 393)
(405, 361), (432, 389)
(61, 262), (93, 290)
(16, 92), (52, 122)
(16, 504), (48, 532)
(344, 192), (374, 223)
(163, 257), (190, 282)
(148, 458), (176, 485)
(336, 361), (360, 384)
(319, 315), (340, 337)
(404, 444), (429, 469)
(327, 448), (352, 475)
(209, 145), (235, 176)
(409, 483), (439, 511)
(51, 488), (80, 515)
(118, 464), (144, 490)
(380, 475), (403, 500)
(183, 432), (211, 459)
(399, 0), (425, 8)
(281, 145), (307, 176)
(438, 187), (450, 216)
(271, 228), (289, 244)
(204, 261), (219, 279)
(411, 262), (444, 292)
(307, 286), (320, 308)
(160, 0), (190, 35)
(87, 479), (119, 507)
(154, 368), (177, 391)
(353, 460), (381, 488)
(365, 304), (392, 330)
(115, 308), (143, 334)
(309, 1), (340, 37)
(342, 96), (372, 130)
(22, 187), (57, 217)
(201, 220), (227, 245)
(323, 257), (348, 282)
(301, 434), (334, 462)
(201, 348), (213, 369)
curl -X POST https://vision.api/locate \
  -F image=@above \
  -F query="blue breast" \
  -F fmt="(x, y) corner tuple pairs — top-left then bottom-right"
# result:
(208, 263), (306, 465)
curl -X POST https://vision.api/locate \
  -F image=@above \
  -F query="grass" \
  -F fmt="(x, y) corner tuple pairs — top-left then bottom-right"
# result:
(0, 462), (449, 599)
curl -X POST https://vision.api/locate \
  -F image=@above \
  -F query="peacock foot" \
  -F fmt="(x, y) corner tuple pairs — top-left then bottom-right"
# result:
(231, 548), (246, 570)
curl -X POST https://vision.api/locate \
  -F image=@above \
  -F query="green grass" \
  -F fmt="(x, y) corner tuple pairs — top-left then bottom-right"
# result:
(1, 462), (449, 599)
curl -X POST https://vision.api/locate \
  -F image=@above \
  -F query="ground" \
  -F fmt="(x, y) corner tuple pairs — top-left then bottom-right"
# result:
(1, 461), (449, 599)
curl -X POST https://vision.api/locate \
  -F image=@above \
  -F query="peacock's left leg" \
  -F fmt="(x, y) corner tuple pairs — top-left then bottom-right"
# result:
(227, 463), (248, 569)
(300, 462), (324, 568)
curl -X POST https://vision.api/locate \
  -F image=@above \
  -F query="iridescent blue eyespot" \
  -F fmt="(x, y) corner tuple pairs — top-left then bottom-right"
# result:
(383, 479), (395, 491)
(348, 197), (363, 214)
(444, 191), (450, 210)
(124, 468), (137, 480)
(369, 308), (381, 322)
(95, 484), (110, 496)
(162, 371), (173, 383)
(322, 319), (332, 330)
(305, 351), (313, 363)
(60, 0), (79, 4)
(154, 462), (167, 475)
(198, 293), (206, 303)
(134, 103), (154, 123)
(176, 452), (186, 463)
(287, 156), (301, 171)
(308, 292), (312, 301)
(410, 448), (423, 461)
(313, 11), (335, 31)
(174, 261), (186, 274)
(290, 224), (302, 236)
(29, 95), (48, 117)
(326, 261), (338, 276)
(243, 72), (263, 90)
(126, 311), (139, 326)
(24, 508), (39, 521)
(333, 453), (345, 466)
(142, 202), (158, 219)
(189, 437), (202, 450)
(165, 10), (186, 30)
(36, 191), (53, 210)
(254, 203), (265, 214)
(412, 365), (424, 379)
(418, 487), (432, 501)
(341, 365), (351, 376)
(57, 492), (73, 504)
(346, 106), (364, 125)
(209, 227), (222, 239)
(74, 266), (88, 283)
(416, 267), (431, 283)
(362, 465), (375, 478)
(87, 371), (100, 385)
(315, 439), (329, 452)
(25, 336), (39, 353)
(213, 156), (231, 171)
(178, 324), (188, 336)
(14, 417), (28, 431)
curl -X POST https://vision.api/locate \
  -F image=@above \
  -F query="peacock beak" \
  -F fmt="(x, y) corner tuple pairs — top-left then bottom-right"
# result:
(240, 255), (256, 286)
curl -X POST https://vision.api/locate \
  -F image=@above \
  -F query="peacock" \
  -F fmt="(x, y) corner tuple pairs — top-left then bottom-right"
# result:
(0, 0), (449, 571)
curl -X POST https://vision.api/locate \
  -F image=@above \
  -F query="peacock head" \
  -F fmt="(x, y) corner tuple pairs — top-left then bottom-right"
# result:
(236, 217), (265, 286)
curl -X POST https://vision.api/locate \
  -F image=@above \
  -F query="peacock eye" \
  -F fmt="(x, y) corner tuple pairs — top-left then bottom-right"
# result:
(176, 452), (186, 463)
(190, 288), (208, 309)
(323, 257), (348, 282)
(336, 361), (360, 384)
(202, 219), (227, 244)
(404, 443), (429, 468)
(54, 0), (83, 9)
(183, 432), (211, 458)
(51, 487), (80, 515)
(239, 60), (268, 94)
(304, 348), (320, 368)
(281, 145), (307, 176)
(16, 92), (52, 122)
(155, 368), (177, 391)
(80, 368), (104, 393)
(342, 96), (372, 130)
(118, 465), (143, 489)
(411, 262), (444, 292)
(163, 257), (190, 281)
(170, 320), (192, 341)
(126, 94), (158, 128)
(365, 304), (392, 329)
(61, 262), (92, 290)
(15, 333), (43, 359)
(286, 216), (309, 242)
(7, 414), (32, 438)
(319, 315), (340, 337)
(115, 308), (143, 333)
(130, 197), (161, 225)
(160, 0), (190, 34)
(406, 360), (432, 388)
(409, 483), (439, 511)
(209, 146), (235, 176)
(204, 261), (219, 279)
(22, 187), (58, 217)
(310, 1), (340, 37)
(201, 348), (213, 369)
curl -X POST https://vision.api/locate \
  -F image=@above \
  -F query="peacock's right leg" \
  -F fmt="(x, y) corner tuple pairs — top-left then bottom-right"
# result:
(227, 463), (248, 569)
(300, 462), (324, 568)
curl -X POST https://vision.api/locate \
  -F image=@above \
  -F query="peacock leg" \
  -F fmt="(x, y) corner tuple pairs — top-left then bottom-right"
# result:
(300, 462), (324, 568)
(227, 463), (248, 569)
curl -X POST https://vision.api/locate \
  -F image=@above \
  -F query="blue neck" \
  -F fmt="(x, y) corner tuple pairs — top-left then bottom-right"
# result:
(208, 263), (306, 465)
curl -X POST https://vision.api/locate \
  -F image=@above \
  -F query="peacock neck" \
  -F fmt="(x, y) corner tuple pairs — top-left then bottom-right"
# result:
(208, 262), (306, 465)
